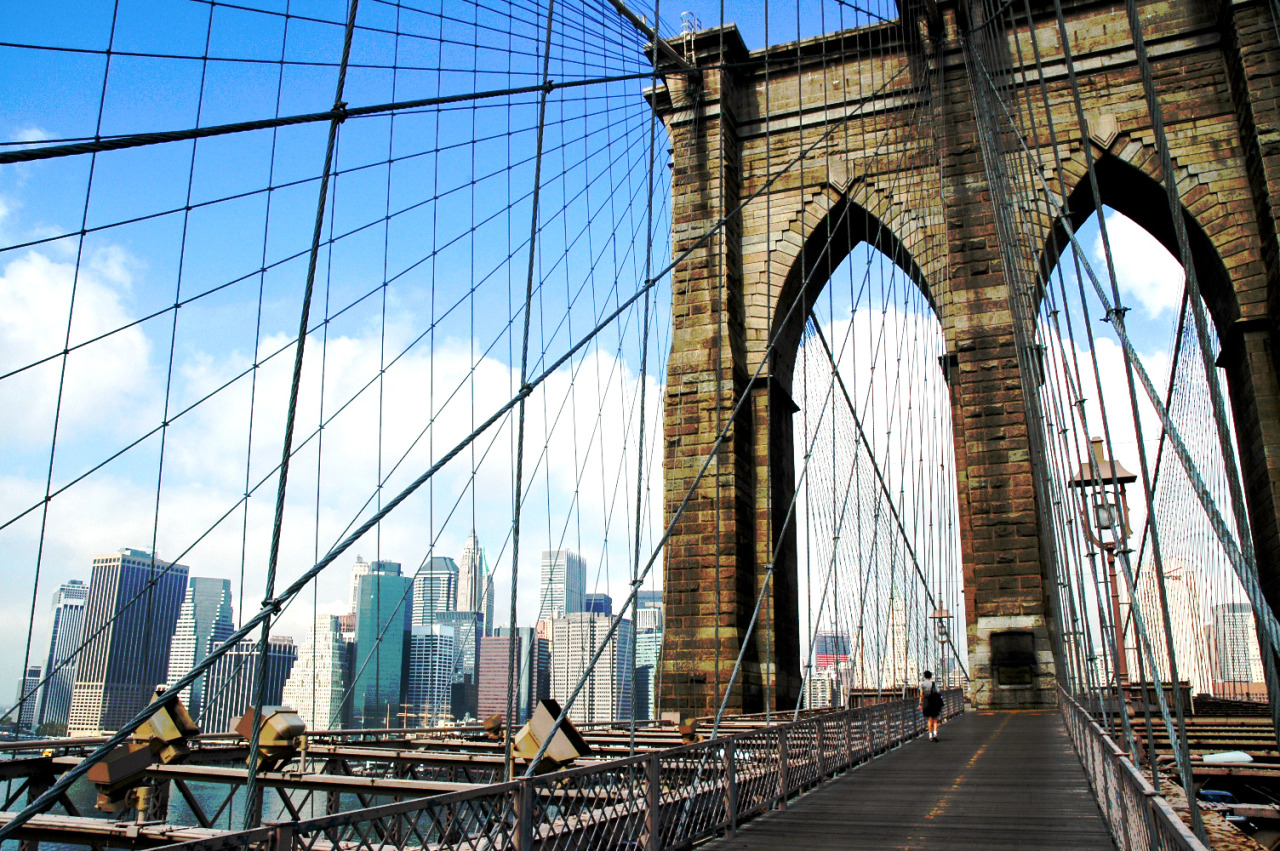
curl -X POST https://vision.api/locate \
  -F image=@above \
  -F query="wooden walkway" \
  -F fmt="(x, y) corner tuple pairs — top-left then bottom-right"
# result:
(702, 710), (1116, 850)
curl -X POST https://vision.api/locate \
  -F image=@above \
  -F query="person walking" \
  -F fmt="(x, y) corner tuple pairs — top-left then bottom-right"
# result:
(920, 670), (943, 741)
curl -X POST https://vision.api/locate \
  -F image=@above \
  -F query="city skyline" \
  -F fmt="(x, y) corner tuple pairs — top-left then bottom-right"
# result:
(12, 538), (668, 732)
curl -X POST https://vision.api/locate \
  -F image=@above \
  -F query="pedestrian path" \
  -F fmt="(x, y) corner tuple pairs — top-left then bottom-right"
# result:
(700, 710), (1115, 850)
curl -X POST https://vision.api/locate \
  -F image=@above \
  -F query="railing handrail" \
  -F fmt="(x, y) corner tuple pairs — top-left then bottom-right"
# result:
(149, 688), (963, 851)
(1058, 686), (1208, 851)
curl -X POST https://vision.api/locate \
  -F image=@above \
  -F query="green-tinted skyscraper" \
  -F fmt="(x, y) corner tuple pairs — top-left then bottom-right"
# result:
(351, 560), (411, 727)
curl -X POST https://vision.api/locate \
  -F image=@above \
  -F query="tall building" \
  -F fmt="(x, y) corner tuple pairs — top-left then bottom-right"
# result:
(636, 589), (663, 611)
(584, 593), (612, 616)
(16, 665), (42, 731)
(539, 550), (585, 621)
(477, 627), (549, 725)
(549, 612), (633, 725)
(351, 560), (412, 727)
(813, 632), (851, 668)
(635, 626), (662, 721)
(1213, 602), (1265, 687)
(281, 615), (349, 731)
(407, 624), (455, 725)
(202, 636), (297, 733)
(635, 605), (662, 633)
(1127, 560), (1211, 694)
(457, 533), (495, 636)
(878, 594), (915, 688)
(437, 610), (483, 719)
(803, 666), (846, 710)
(35, 579), (89, 732)
(412, 557), (458, 626)
(349, 557), (372, 614)
(166, 577), (235, 723)
(68, 548), (189, 737)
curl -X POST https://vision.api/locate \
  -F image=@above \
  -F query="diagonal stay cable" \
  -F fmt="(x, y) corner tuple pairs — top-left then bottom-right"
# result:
(5, 39), (916, 827)
(241, 0), (363, 824)
(0, 72), (656, 166)
(966, 50), (1280, 660)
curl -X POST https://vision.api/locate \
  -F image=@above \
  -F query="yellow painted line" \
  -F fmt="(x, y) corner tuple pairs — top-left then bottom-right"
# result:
(924, 714), (1012, 821)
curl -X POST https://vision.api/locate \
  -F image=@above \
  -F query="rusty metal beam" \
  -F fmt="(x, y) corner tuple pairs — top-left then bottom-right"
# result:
(145, 764), (482, 797)
(0, 813), (231, 850)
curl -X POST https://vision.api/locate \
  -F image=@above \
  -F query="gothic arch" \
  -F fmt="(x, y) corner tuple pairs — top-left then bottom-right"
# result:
(1042, 133), (1265, 333)
(763, 183), (937, 391)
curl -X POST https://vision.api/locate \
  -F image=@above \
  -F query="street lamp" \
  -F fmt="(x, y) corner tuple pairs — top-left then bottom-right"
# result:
(1068, 436), (1137, 689)
(930, 607), (954, 687)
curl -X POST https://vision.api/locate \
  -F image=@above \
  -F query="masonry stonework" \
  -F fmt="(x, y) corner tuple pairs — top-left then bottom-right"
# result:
(652, 0), (1280, 714)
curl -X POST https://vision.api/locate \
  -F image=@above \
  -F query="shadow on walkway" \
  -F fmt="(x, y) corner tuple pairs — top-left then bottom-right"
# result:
(700, 710), (1115, 850)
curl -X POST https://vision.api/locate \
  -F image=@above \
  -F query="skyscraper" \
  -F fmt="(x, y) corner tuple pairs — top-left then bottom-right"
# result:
(437, 610), (483, 718)
(539, 550), (585, 622)
(282, 614), (349, 731)
(635, 605), (662, 633)
(407, 624), (455, 725)
(477, 626), (548, 725)
(351, 560), (412, 727)
(584, 593), (612, 616)
(16, 665), (42, 731)
(36, 579), (88, 732)
(68, 548), (189, 737)
(813, 632), (851, 668)
(349, 556), (372, 615)
(636, 589), (663, 612)
(457, 533), (495, 636)
(1213, 602), (1265, 687)
(166, 577), (235, 723)
(1127, 560), (1211, 694)
(635, 625), (662, 721)
(412, 557), (458, 626)
(549, 612), (633, 725)
(201, 636), (297, 733)
(878, 594), (915, 688)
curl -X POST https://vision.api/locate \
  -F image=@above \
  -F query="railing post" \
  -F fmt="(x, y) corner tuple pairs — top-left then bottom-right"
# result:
(646, 752), (661, 851)
(777, 731), (789, 810)
(815, 721), (826, 779)
(724, 739), (738, 837)
(514, 777), (533, 851)
(843, 708), (854, 770)
(271, 821), (294, 851)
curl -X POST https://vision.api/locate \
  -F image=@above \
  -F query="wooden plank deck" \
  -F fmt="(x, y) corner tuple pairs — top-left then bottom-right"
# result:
(701, 710), (1116, 850)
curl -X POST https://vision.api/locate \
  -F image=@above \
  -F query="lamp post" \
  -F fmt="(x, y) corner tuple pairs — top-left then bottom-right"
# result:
(1068, 436), (1137, 694)
(930, 607), (954, 687)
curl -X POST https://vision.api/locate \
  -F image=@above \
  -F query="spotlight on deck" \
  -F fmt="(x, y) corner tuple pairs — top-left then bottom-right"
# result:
(136, 684), (200, 763)
(88, 685), (199, 815)
(235, 706), (306, 772)
(512, 699), (591, 774)
(481, 714), (505, 740)
(86, 742), (155, 814)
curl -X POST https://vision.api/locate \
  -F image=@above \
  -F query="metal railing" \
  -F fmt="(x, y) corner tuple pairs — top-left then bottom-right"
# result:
(1058, 687), (1208, 851)
(157, 690), (962, 851)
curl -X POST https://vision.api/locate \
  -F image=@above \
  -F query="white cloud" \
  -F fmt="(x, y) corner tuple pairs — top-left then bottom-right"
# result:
(1093, 208), (1184, 320)
(0, 254), (667, 692)
(0, 248), (154, 448)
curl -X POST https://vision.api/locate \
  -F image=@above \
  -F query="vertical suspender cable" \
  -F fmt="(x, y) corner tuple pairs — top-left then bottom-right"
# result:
(504, 0), (558, 780)
(629, 0), (660, 755)
(242, 0), (362, 825)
